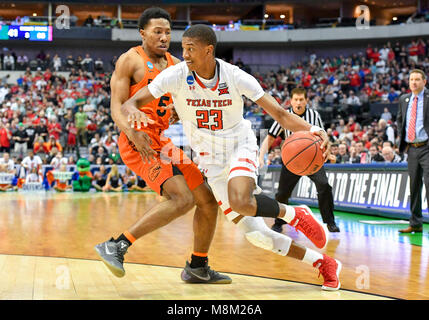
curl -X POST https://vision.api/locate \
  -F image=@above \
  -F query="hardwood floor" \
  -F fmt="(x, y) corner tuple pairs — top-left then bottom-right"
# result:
(0, 192), (426, 299)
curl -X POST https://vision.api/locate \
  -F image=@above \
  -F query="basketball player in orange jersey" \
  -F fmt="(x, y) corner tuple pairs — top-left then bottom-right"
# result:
(94, 8), (231, 284)
(120, 25), (342, 290)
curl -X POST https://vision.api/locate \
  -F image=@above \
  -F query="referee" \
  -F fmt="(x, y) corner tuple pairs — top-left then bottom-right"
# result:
(259, 88), (340, 233)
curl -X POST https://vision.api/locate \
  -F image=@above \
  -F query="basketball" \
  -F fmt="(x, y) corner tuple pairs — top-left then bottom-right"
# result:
(281, 131), (324, 176)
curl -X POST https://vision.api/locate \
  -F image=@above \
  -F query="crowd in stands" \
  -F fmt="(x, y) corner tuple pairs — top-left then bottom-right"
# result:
(0, 48), (123, 168)
(0, 47), (111, 73)
(0, 150), (152, 193)
(0, 37), (427, 192)
(244, 39), (429, 112)
(240, 38), (429, 165)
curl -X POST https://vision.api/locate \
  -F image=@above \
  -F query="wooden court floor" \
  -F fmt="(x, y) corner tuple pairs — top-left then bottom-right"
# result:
(0, 192), (427, 300)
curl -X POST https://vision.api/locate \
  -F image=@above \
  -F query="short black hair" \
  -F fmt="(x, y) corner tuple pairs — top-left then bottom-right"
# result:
(138, 7), (171, 30)
(183, 24), (217, 53)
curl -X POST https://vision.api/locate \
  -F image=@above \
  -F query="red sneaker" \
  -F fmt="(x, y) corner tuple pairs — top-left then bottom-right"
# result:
(313, 254), (342, 291)
(289, 205), (328, 249)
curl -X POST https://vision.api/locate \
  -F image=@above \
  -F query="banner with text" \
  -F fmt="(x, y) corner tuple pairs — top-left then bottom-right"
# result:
(260, 164), (428, 222)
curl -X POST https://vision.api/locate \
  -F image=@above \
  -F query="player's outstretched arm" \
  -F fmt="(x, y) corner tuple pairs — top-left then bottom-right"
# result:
(122, 86), (157, 130)
(110, 54), (156, 161)
(258, 135), (275, 168)
(255, 93), (330, 158)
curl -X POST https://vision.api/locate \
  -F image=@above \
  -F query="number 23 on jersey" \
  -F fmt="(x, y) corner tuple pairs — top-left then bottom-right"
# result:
(196, 110), (223, 131)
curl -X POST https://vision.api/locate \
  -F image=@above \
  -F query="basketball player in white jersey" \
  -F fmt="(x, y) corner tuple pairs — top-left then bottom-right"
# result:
(121, 25), (341, 290)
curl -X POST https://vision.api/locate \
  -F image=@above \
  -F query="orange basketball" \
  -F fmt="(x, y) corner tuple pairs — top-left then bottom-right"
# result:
(281, 131), (324, 176)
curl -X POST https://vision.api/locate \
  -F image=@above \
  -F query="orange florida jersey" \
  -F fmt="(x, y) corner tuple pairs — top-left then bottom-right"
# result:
(129, 46), (174, 150)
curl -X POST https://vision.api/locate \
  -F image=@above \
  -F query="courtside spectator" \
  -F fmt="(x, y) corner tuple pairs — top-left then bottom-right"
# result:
(337, 143), (350, 163)
(0, 152), (15, 174)
(92, 165), (107, 191)
(102, 164), (122, 192)
(368, 143), (385, 162)
(21, 150), (42, 173)
(0, 163), (15, 191)
(382, 146), (403, 163)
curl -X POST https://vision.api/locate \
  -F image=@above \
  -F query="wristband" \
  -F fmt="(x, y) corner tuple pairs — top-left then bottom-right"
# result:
(310, 126), (322, 133)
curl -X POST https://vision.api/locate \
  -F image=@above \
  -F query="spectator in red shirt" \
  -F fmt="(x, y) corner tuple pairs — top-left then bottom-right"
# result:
(366, 44), (373, 59)
(4, 106), (14, 120)
(66, 121), (77, 153)
(43, 68), (52, 82)
(301, 72), (312, 88)
(347, 117), (356, 133)
(47, 117), (62, 140)
(349, 70), (361, 91)
(0, 122), (11, 152)
(417, 38), (426, 59)
(387, 47), (395, 62)
(370, 47), (380, 62)
(372, 83), (384, 100)
(362, 83), (372, 97)
(408, 41), (419, 63)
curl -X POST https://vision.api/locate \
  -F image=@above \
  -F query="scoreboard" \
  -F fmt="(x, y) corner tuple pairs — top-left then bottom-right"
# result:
(0, 25), (53, 41)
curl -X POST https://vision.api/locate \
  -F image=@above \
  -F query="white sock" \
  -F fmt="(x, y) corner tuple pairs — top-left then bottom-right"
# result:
(279, 203), (295, 223)
(302, 248), (324, 267)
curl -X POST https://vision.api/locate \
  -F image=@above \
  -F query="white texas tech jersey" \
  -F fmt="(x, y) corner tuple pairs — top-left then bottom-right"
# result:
(148, 58), (264, 155)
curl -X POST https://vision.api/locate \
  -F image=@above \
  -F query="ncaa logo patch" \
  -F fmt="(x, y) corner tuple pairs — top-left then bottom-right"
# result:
(186, 75), (194, 85)
(147, 61), (154, 70)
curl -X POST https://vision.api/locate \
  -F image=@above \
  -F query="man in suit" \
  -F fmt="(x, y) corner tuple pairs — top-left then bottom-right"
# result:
(396, 69), (429, 233)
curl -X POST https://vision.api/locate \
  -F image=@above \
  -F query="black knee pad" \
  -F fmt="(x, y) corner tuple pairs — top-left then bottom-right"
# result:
(254, 194), (280, 218)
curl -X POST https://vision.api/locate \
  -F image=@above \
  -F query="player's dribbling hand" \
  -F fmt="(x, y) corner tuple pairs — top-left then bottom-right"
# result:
(311, 129), (331, 160)
(126, 107), (155, 130)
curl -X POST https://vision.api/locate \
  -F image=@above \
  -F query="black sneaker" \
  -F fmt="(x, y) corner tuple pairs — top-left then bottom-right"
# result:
(181, 261), (232, 284)
(94, 238), (129, 277)
(327, 223), (340, 233)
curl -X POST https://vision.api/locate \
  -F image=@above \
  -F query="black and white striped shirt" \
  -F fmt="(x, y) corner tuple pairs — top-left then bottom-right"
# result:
(268, 107), (324, 139)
